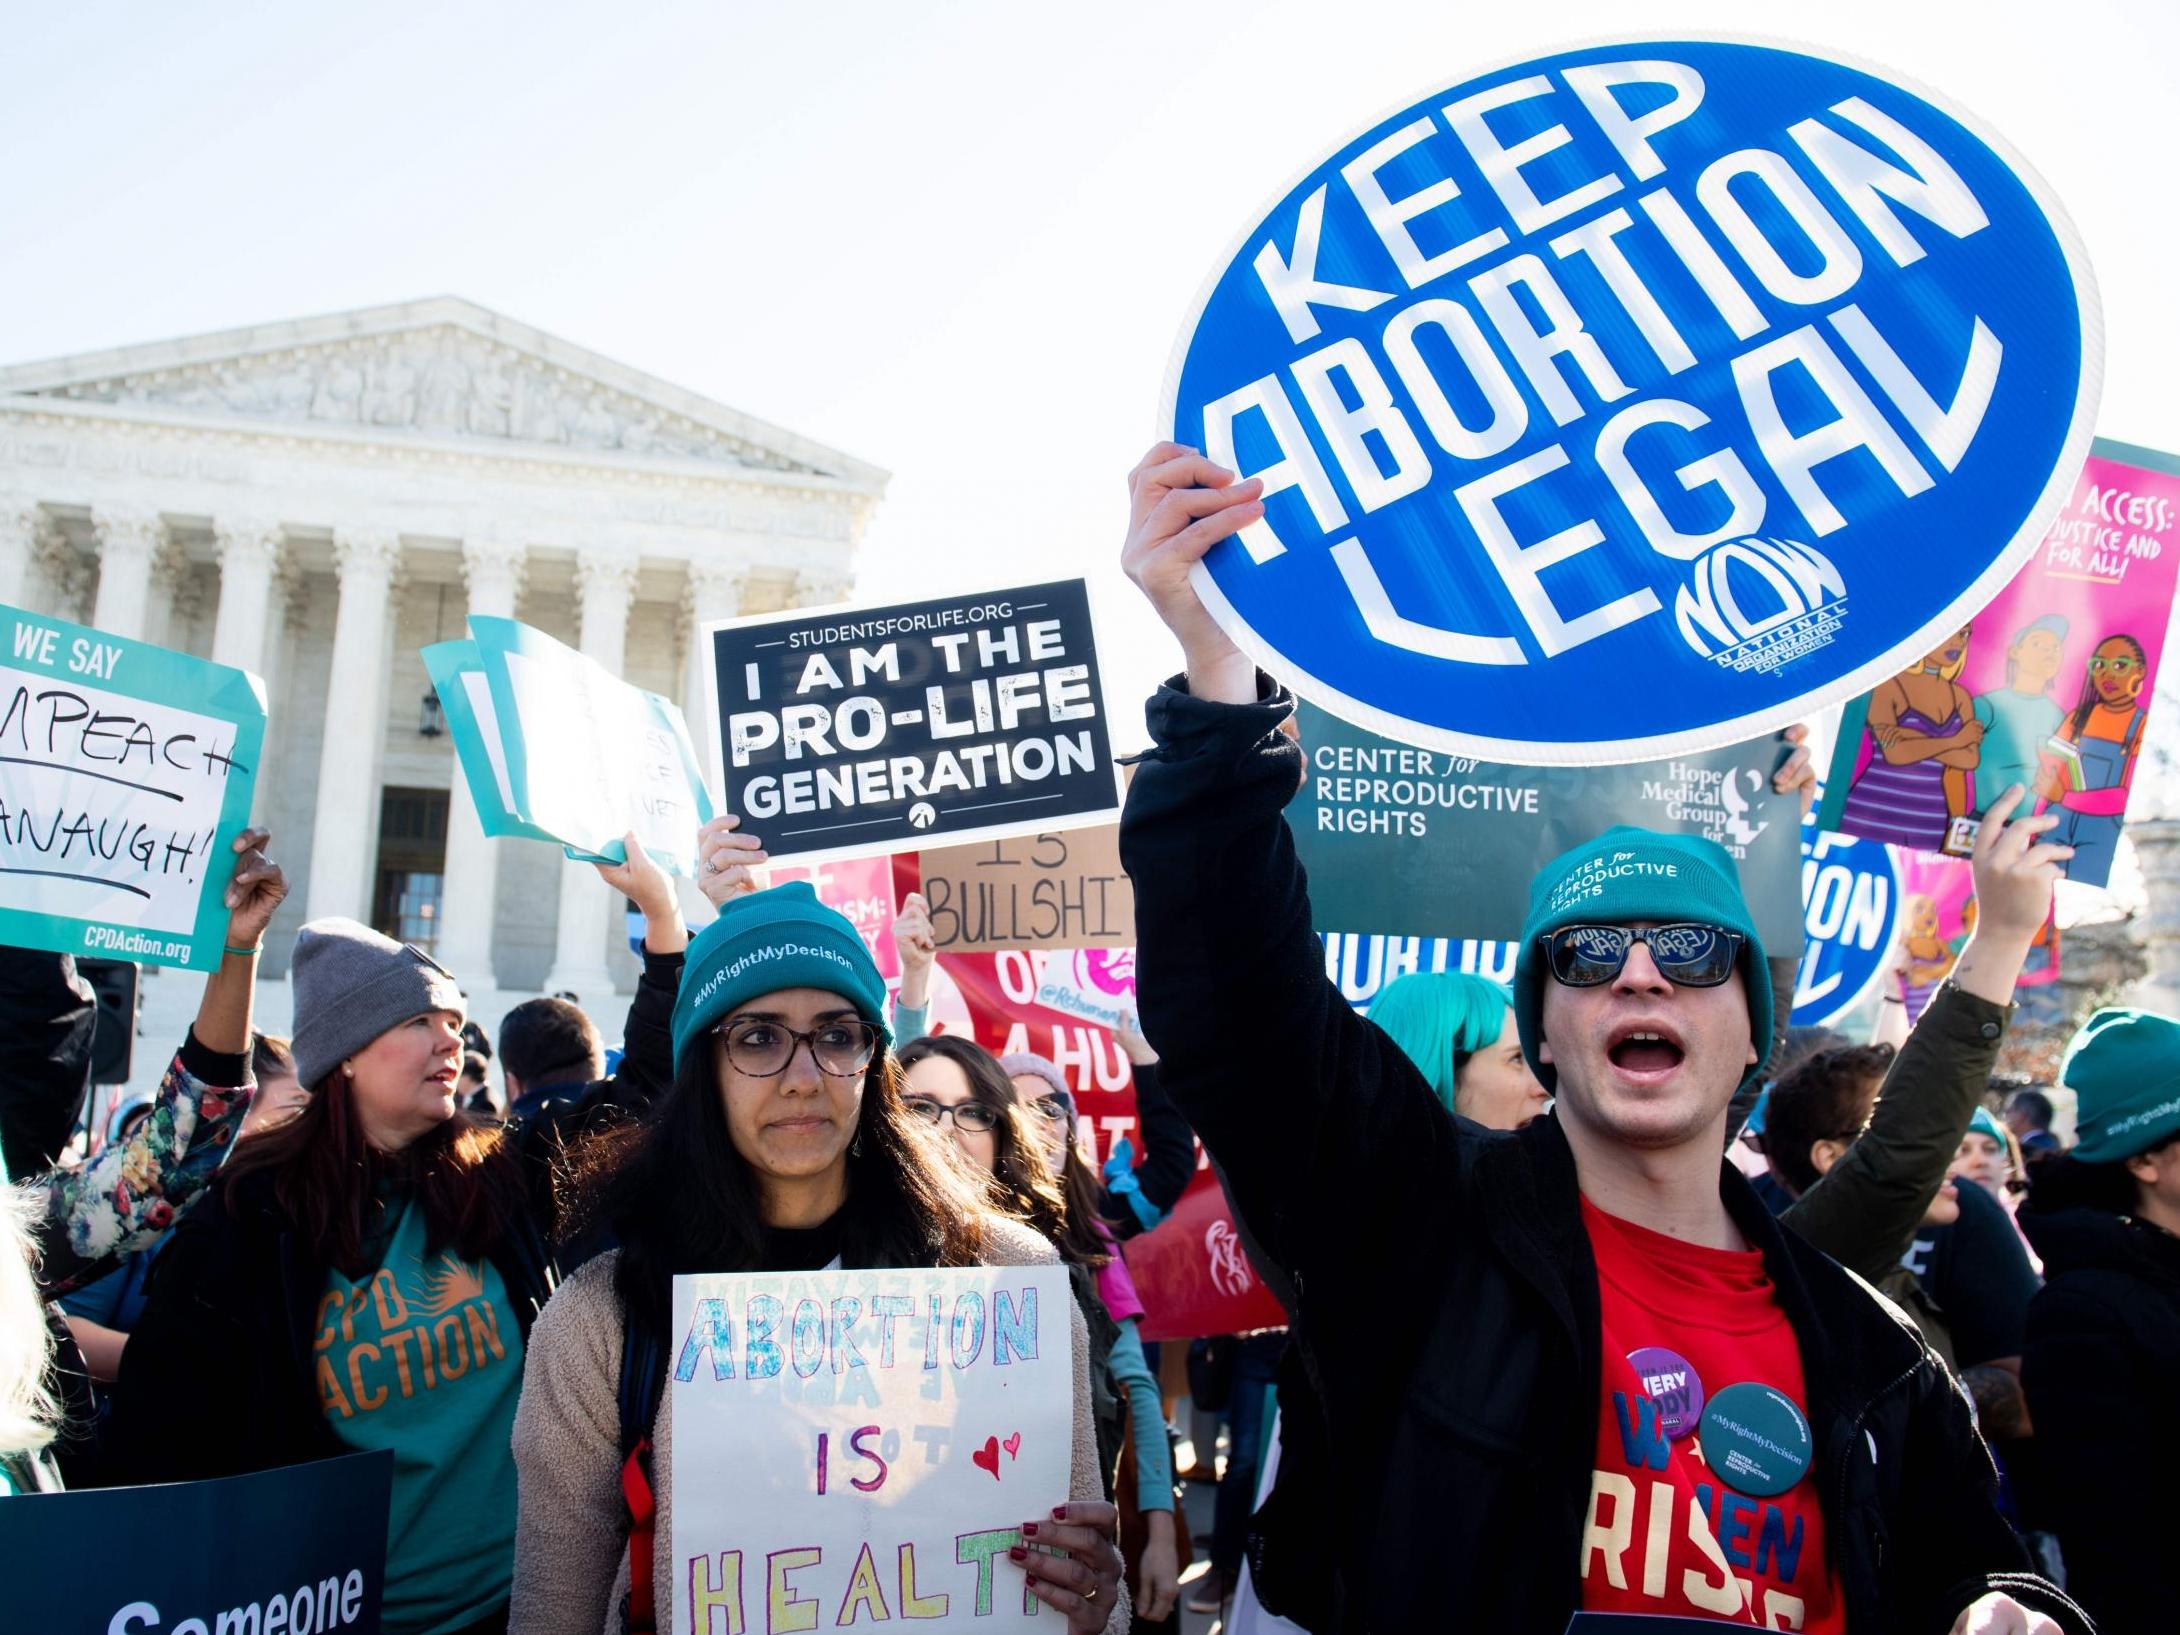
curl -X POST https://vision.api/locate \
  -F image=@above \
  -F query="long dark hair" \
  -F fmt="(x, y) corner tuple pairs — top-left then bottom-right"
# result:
(570, 1041), (997, 1343)
(218, 1069), (518, 1279)
(898, 1035), (1109, 1269)
(2066, 633), (2147, 738)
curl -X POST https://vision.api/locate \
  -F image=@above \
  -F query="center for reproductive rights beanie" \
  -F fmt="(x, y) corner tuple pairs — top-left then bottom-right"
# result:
(1511, 825), (1771, 1093)
(290, 918), (466, 1088)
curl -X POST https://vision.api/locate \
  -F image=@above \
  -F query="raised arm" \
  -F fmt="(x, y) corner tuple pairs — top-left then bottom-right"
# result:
(1117, 444), (1458, 1283)
(1099, 1017), (1195, 1238)
(585, 833), (688, 1112)
(33, 828), (285, 1297)
(1781, 789), (2068, 1281)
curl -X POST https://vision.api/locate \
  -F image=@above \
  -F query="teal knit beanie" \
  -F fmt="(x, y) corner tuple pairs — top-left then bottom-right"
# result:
(671, 883), (889, 1071)
(1513, 825), (1771, 1094)
(2060, 1008), (2180, 1163)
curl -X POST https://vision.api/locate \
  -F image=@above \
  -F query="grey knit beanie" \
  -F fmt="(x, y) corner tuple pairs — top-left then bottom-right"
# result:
(290, 918), (466, 1088)
(1000, 1051), (1076, 1129)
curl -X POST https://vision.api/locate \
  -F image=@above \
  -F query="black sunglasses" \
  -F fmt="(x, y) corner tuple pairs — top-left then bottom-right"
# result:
(1542, 923), (1743, 989)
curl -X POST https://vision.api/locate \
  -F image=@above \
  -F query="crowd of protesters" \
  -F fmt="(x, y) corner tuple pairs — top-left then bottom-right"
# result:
(0, 447), (2173, 1635)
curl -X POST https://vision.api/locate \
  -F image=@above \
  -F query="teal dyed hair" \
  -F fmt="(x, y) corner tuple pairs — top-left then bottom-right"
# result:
(1369, 972), (1514, 1116)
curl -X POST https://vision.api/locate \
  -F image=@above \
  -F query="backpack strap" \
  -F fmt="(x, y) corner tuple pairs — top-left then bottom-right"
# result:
(616, 1315), (668, 1635)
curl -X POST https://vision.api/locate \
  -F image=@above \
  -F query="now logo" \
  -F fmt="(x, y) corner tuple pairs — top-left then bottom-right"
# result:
(1673, 537), (1847, 667)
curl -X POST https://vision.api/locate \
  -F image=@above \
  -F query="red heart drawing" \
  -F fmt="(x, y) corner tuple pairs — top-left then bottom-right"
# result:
(972, 1435), (1001, 1480)
(1004, 1433), (1022, 1460)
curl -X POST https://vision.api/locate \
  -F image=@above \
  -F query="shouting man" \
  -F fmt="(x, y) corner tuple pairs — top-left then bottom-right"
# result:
(1115, 446), (2089, 1634)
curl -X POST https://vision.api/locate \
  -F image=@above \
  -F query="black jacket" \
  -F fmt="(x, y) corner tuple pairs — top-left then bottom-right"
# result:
(0, 948), (96, 1179)
(1118, 677), (2087, 1635)
(103, 951), (682, 1485)
(2021, 1200), (2180, 1635)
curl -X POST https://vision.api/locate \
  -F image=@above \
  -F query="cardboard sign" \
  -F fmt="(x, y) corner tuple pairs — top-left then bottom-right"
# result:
(919, 825), (1134, 952)
(3, 1450), (392, 1632)
(1819, 439), (2180, 885)
(1791, 818), (1901, 1026)
(1288, 702), (1804, 953)
(430, 618), (715, 875)
(765, 854), (902, 982)
(669, 1265), (1072, 1633)
(704, 581), (1122, 864)
(0, 603), (266, 970)
(1164, 41), (2098, 764)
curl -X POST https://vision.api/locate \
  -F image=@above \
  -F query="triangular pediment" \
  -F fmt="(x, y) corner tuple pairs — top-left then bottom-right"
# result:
(0, 297), (884, 486)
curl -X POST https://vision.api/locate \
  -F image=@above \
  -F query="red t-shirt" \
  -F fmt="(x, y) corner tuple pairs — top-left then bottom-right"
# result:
(1578, 1198), (1845, 1632)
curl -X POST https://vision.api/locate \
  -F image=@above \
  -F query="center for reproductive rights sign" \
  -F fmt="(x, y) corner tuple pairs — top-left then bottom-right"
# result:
(1165, 37), (2099, 763)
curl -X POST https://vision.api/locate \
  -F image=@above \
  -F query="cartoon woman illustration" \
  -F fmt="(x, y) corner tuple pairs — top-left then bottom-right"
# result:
(1899, 892), (1960, 1020)
(1839, 625), (1981, 852)
(2035, 633), (2150, 883)
(1970, 614), (2069, 817)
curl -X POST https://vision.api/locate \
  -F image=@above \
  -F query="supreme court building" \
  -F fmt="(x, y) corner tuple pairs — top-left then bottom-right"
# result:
(0, 298), (884, 1080)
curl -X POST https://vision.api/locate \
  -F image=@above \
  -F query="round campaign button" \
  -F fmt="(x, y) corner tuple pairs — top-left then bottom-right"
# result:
(1699, 1382), (1814, 1497)
(1627, 1347), (1706, 1441)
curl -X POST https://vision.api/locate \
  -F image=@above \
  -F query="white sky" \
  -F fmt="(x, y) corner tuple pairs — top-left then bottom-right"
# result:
(4, 0), (2177, 817)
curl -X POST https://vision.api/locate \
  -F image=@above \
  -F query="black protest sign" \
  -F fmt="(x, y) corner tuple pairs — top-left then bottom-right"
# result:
(704, 579), (1122, 863)
(5, 1450), (393, 1633)
(1289, 702), (1804, 953)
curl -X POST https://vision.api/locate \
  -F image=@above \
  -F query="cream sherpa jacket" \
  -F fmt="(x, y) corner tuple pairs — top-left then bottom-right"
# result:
(509, 1219), (1128, 1635)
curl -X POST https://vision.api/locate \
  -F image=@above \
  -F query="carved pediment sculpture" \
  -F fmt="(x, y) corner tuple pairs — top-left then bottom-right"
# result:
(26, 324), (806, 474)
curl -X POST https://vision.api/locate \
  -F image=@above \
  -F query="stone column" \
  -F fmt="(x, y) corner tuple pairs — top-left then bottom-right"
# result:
(31, 515), (90, 622)
(792, 564), (854, 608)
(304, 531), (404, 924)
(0, 503), (38, 608)
(210, 520), (286, 673)
(542, 548), (639, 1001)
(682, 556), (752, 738)
(434, 538), (528, 992)
(90, 509), (164, 641)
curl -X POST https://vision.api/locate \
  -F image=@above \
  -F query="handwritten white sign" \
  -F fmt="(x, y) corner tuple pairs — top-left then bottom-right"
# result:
(670, 1265), (1071, 1634)
(0, 604), (264, 969)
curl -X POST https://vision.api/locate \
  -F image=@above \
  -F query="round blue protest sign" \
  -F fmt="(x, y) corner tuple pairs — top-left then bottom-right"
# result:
(1792, 813), (1900, 1026)
(1164, 37), (2100, 764)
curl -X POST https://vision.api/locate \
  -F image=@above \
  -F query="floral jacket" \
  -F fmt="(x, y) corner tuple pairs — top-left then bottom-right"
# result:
(33, 1033), (253, 1300)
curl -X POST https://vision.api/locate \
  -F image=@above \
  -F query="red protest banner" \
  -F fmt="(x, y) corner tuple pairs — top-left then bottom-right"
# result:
(1122, 1169), (1288, 1342)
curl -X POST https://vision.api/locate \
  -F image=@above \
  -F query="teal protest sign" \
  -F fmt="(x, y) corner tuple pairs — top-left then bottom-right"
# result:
(1289, 700), (1802, 951)
(0, 603), (265, 971)
(3, 1450), (391, 1632)
(432, 617), (715, 875)
(421, 640), (561, 846)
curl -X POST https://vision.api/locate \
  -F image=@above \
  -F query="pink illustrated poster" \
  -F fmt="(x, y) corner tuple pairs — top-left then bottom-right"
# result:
(763, 854), (900, 982)
(1820, 440), (2180, 887)
(1895, 851), (2061, 1023)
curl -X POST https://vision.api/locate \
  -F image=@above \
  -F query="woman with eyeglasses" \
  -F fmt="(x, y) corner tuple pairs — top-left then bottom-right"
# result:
(896, 1035), (1183, 1626)
(511, 885), (1128, 1635)
(2034, 631), (2149, 884)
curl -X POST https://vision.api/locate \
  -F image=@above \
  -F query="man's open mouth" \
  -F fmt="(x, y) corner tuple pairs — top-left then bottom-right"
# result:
(1606, 1025), (1687, 1075)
